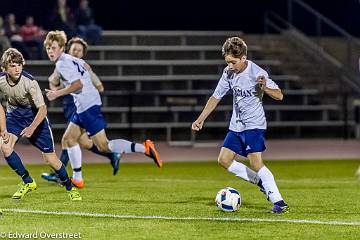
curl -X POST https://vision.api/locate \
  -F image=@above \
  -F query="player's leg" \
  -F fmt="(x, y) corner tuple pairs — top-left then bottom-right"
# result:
(80, 105), (162, 173)
(248, 152), (288, 213)
(41, 134), (70, 183)
(220, 131), (262, 186)
(218, 147), (261, 185)
(2, 133), (37, 199)
(42, 152), (81, 200)
(62, 122), (83, 187)
(78, 130), (121, 165)
(29, 117), (81, 201)
(41, 101), (75, 182)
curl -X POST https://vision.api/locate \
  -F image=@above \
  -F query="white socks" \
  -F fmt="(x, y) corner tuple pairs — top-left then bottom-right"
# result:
(228, 161), (260, 184)
(108, 139), (145, 154)
(67, 144), (83, 181)
(257, 166), (283, 203)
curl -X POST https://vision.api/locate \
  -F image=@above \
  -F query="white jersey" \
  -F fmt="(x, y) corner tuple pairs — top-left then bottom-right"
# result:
(55, 53), (101, 113)
(212, 60), (279, 132)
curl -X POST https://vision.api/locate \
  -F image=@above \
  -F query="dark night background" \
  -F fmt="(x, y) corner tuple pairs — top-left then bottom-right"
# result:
(0, 0), (359, 35)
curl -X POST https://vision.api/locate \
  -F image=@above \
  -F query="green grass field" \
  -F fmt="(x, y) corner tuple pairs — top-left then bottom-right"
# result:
(0, 160), (360, 239)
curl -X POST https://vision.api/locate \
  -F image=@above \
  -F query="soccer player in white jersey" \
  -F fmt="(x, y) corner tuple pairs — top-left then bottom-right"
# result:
(41, 37), (120, 187)
(43, 30), (162, 188)
(191, 37), (289, 213)
(0, 48), (81, 200)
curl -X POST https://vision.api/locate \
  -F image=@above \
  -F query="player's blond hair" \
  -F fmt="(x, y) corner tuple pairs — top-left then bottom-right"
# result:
(67, 37), (89, 56)
(222, 37), (247, 58)
(1, 48), (25, 70)
(43, 30), (67, 48)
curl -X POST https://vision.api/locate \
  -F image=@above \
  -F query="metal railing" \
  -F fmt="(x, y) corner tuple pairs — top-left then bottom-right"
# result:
(287, 0), (360, 72)
(264, 1), (360, 94)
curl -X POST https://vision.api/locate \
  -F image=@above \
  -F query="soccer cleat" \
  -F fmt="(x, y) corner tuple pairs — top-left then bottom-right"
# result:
(41, 171), (60, 183)
(67, 187), (82, 201)
(12, 180), (37, 199)
(272, 201), (289, 214)
(110, 152), (122, 175)
(144, 139), (163, 168)
(70, 178), (85, 189)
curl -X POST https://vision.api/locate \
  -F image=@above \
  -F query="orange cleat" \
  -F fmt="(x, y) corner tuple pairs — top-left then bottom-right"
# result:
(144, 139), (163, 168)
(70, 178), (85, 189)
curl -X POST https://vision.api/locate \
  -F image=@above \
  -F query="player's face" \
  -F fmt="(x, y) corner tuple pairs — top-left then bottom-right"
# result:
(46, 41), (64, 62)
(69, 43), (84, 59)
(225, 55), (246, 73)
(6, 62), (22, 80)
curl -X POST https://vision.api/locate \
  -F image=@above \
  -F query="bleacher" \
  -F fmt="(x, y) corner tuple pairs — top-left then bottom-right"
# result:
(24, 31), (349, 143)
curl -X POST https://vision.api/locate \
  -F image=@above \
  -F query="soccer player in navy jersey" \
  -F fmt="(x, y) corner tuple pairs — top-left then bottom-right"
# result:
(0, 48), (81, 200)
(44, 31), (162, 189)
(192, 37), (288, 213)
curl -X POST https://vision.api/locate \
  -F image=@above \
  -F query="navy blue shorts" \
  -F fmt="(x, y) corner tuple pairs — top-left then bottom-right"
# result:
(70, 105), (106, 136)
(7, 108), (55, 153)
(223, 129), (266, 157)
(62, 95), (76, 123)
(64, 102), (76, 123)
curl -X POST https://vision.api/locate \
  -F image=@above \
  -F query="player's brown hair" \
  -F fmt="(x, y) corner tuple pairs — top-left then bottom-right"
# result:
(67, 37), (89, 56)
(43, 30), (67, 48)
(1, 48), (25, 70)
(222, 37), (247, 58)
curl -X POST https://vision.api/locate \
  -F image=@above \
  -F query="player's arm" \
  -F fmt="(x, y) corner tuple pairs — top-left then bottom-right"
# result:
(21, 104), (47, 138)
(264, 88), (283, 100)
(84, 63), (104, 93)
(48, 70), (62, 90)
(0, 104), (9, 143)
(256, 76), (283, 101)
(192, 96), (220, 131)
(21, 81), (47, 138)
(192, 71), (229, 131)
(46, 80), (83, 101)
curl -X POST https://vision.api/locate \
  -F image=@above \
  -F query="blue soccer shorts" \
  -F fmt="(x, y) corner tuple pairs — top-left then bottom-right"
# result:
(70, 105), (107, 136)
(7, 112), (55, 153)
(223, 129), (266, 157)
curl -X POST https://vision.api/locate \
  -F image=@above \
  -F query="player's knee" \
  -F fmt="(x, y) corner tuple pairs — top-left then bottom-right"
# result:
(61, 135), (67, 147)
(1, 144), (13, 156)
(96, 143), (109, 153)
(250, 160), (263, 172)
(79, 139), (92, 149)
(62, 135), (76, 148)
(217, 155), (230, 168)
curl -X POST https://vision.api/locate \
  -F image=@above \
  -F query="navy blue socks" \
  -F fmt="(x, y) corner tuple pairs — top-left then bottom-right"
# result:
(5, 151), (33, 184)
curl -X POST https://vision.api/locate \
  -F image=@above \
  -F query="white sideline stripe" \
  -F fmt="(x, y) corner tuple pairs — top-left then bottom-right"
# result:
(3, 209), (360, 226)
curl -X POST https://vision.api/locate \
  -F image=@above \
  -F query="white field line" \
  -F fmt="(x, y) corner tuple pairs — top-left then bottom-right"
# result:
(2, 208), (360, 226)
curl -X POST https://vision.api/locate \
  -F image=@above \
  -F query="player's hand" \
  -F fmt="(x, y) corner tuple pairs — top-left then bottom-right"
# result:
(45, 89), (59, 101)
(255, 76), (266, 98)
(20, 126), (35, 138)
(1, 131), (9, 144)
(256, 76), (266, 91)
(191, 120), (204, 131)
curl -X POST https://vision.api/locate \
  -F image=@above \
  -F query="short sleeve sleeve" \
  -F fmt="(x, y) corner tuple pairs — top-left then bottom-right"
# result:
(212, 70), (231, 100)
(56, 58), (83, 84)
(29, 80), (45, 108)
(257, 71), (279, 90)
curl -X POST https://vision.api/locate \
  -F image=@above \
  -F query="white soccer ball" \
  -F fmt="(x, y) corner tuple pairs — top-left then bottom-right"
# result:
(215, 187), (241, 212)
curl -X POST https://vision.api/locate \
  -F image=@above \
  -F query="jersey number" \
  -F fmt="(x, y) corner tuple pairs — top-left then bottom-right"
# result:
(72, 61), (85, 76)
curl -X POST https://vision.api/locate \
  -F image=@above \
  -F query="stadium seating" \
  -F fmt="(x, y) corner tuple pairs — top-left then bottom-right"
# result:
(23, 31), (350, 142)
